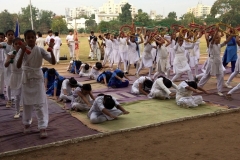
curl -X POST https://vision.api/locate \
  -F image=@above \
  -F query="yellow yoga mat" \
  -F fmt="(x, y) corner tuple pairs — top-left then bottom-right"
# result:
(71, 99), (227, 133)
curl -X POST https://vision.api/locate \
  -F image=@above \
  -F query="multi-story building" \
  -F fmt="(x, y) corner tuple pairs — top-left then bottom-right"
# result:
(95, 0), (137, 24)
(65, 6), (98, 19)
(149, 10), (157, 20)
(187, 1), (211, 18)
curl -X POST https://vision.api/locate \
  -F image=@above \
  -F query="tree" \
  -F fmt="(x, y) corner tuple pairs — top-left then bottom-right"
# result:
(19, 5), (39, 31)
(211, 0), (240, 26)
(134, 9), (151, 26)
(51, 16), (68, 34)
(155, 18), (179, 28)
(168, 12), (177, 19)
(118, 3), (132, 24)
(37, 10), (55, 33)
(85, 19), (97, 33)
(179, 13), (202, 26)
(0, 10), (15, 32)
(204, 15), (220, 25)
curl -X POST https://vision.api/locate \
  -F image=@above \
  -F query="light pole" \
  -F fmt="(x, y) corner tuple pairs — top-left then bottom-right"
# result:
(30, 0), (34, 30)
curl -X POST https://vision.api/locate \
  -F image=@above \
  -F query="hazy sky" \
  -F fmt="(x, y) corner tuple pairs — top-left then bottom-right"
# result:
(0, 0), (215, 17)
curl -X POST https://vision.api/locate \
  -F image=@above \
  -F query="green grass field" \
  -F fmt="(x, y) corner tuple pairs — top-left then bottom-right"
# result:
(42, 34), (226, 64)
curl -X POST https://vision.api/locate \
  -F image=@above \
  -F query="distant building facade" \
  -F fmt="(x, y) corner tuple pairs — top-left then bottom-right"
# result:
(187, 2), (211, 18)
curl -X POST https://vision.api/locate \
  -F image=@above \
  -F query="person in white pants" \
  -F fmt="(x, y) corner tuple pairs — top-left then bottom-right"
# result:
(66, 30), (75, 59)
(71, 84), (95, 111)
(88, 94), (129, 124)
(226, 83), (240, 100)
(148, 76), (177, 100)
(53, 32), (62, 63)
(0, 32), (5, 100)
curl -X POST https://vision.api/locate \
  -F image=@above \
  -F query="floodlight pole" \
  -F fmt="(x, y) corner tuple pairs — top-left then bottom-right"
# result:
(30, 0), (34, 30)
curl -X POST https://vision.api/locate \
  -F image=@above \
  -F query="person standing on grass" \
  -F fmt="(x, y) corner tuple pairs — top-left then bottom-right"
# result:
(66, 30), (75, 60)
(36, 32), (45, 49)
(88, 31), (96, 59)
(45, 30), (54, 46)
(53, 32), (62, 64)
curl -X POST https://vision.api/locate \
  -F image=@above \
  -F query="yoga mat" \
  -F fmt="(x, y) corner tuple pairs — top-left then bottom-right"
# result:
(71, 99), (227, 133)
(0, 99), (98, 153)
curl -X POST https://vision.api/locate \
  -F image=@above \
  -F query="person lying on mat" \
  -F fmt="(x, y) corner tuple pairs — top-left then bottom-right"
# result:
(71, 84), (95, 111)
(131, 76), (153, 96)
(79, 63), (92, 77)
(148, 76), (177, 100)
(108, 69), (130, 88)
(97, 70), (112, 86)
(89, 62), (103, 80)
(176, 80), (208, 108)
(88, 94), (129, 124)
(59, 77), (82, 108)
(47, 77), (65, 100)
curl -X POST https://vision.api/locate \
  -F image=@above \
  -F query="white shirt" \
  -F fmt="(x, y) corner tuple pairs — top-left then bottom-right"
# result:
(90, 39), (98, 49)
(88, 96), (119, 116)
(0, 48), (5, 68)
(53, 36), (62, 49)
(36, 37), (45, 48)
(176, 81), (192, 101)
(66, 35), (74, 45)
(45, 35), (55, 45)
(118, 37), (127, 53)
(105, 39), (112, 49)
(132, 76), (151, 88)
(60, 79), (82, 97)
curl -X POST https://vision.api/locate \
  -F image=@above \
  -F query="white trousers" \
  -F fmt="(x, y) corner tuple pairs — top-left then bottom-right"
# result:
(228, 83), (240, 94)
(68, 45), (75, 58)
(172, 70), (193, 82)
(79, 70), (90, 77)
(198, 73), (223, 92)
(53, 49), (60, 62)
(59, 94), (73, 101)
(226, 71), (238, 85)
(177, 96), (203, 107)
(88, 109), (122, 124)
(0, 69), (4, 94)
(22, 103), (48, 129)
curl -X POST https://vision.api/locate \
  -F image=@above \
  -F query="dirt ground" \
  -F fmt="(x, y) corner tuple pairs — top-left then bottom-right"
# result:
(2, 111), (240, 160)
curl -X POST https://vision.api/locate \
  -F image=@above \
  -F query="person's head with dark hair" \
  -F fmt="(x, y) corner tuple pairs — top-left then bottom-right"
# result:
(48, 30), (53, 34)
(68, 77), (78, 88)
(103, 95), (115, 109)
(12, 38), (23, 52)
(97, 93), (105, 97)
(48, 68), (56, 76)
(177, 36), (183, 46)
(0, 32), (5, 42)
(24, 30), (36, 47)
(93, 37), (97, 41)
(55, 32), (59, 36)
(5, 30), (15, 42)
(38, 32), (42, 37)
(90, 31), (94, 35)
(84, 64), (90, 70)
(81, 84), (92, 95)
(117, 71), (124, 78)
(143, 79), (153, 91)
(158, 76), (172, 88)
(186, 81), (198, 89)
(69, 30), (73, 35)
(95, 62), (103, 70)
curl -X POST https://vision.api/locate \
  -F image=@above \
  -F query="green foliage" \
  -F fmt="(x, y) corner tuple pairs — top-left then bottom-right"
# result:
(19, 5), (39, 31)
(211, 0), (240, 26)
(78, 28), (85, 33)
(135, 9), (152, 26)
(0, 10), (15, 32)
(51, 16), (68, 34)
(36, 10), (55, 33)
(179, 13), (202, 26)
(168, 12), (177, 19)
(118, 3), (132, 24)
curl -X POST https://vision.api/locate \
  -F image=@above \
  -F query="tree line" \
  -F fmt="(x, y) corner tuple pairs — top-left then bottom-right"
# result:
(0, 0), (239, 35)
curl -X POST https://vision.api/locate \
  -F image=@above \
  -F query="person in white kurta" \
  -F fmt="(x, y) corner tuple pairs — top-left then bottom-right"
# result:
(5, 39), (23, 119)
(110, 36), (120, 69)
(153, 37), (171, 80)
(53, 32), (62, 63)
(118, 33), (128, 72)
(126, 35), (143, 74)
(176, 81), (207, 108)
(89, 62), (103, 80)
(17, 30), (56, 138)
(36, 33), (45, 48)
(79, 63), (91, 77)
(71, 84), (95, 111)
(136, 36), (154, 77)
(198, 30), (233, 96)
(90, 37), (100, 60)
(171, 37), (194, 82)
(225, 37), (240, 88)
(0, 30), (14, 107)
(66, 31), (75, 59)
(169, 34), (176, 66)
(148, 76), (177, 99)
(88, 95), (129, 124)
(102, 34), (113, 66)
(0, 33), (5, 100)
(131, 76), (153, 96)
